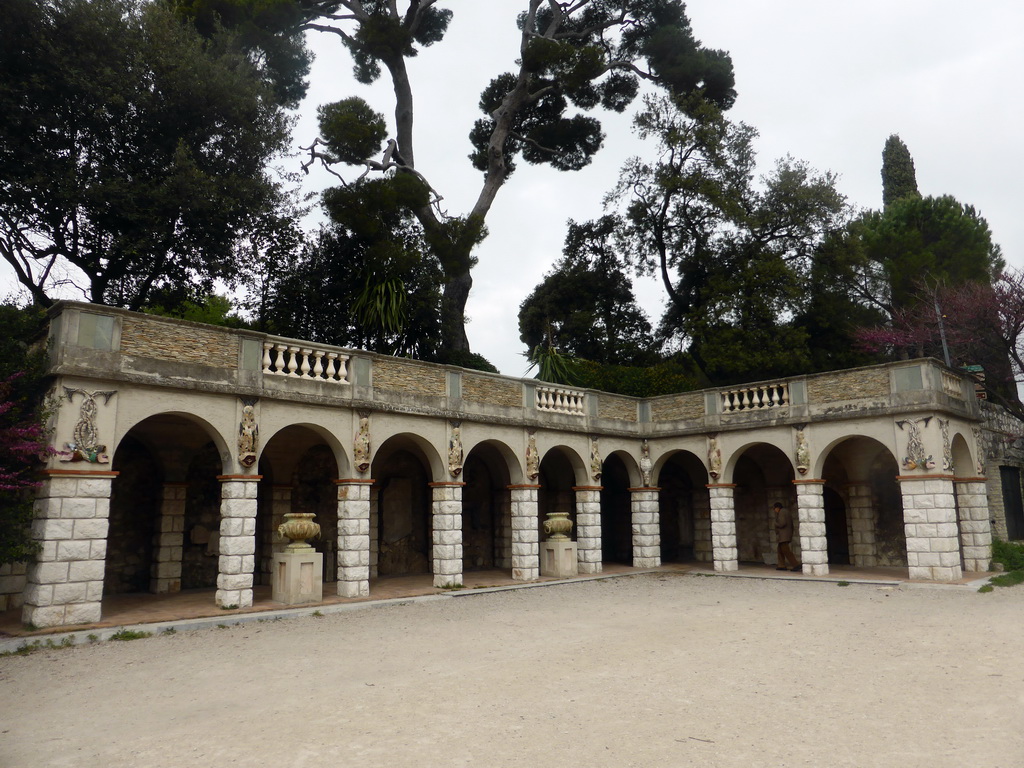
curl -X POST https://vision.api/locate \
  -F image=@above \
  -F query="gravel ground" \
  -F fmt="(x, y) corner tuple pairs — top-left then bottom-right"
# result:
(2, 573), (1022, 768)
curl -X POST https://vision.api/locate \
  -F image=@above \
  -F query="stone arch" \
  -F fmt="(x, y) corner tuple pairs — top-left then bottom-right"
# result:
(107, 413), (225, 597)
(463, 440), (515, 573)
(656, 450), (710, 564)
(371, 434), (443, 577)
(463, 431), (524, 485)
(538, 446), (582, 547)
(950, 432), (975, 477)
(819, 435), (904, 569)
(729, 443), (796, 565)
(259, 421), (348, 480)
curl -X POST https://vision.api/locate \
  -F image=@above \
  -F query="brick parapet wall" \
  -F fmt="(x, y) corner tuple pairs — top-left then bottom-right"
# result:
(374, 358), (446, 397)
(462, 374), (522, 408)
(120, 315), (238, 368)
(650, 392), (704, 422)
(806, 368), (889, 403)
(597, 394), (638, 422)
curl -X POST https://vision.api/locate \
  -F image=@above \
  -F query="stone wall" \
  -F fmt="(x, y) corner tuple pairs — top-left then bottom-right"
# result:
(373, 358), (446, 398)
(462, 373), (521, 408)
(597, 394), (637, 422)
(650, 392), (704, 422)
(807, 368), (889, 403)
(120, 315), (237, 368)
(0, 563), (27, 612)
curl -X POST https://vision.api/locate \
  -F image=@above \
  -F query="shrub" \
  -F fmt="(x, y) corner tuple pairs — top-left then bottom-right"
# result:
(991, 538), (1024, 572)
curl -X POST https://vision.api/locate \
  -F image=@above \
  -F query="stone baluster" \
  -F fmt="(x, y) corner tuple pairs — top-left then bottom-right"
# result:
(574, 486), (602, 574)
(336, 480), (372, 597)
(22, 469), (116, 629)
(273, 344), (288, 374)
(509, 485), (540, 581)
(216, 475), (261, 609)
(708, 484), (738, 572)
(261, 342), (273, 373)
(899, 475), (962, 581)
(630, 486), (661, 568)
(955, 477), (991, 572)
(299, 348), (312, 377)
(795, 480), (828, 576)
(431, 482), (463, 588)
(286, 346), (300, 376)
(311, 350), (324, 379)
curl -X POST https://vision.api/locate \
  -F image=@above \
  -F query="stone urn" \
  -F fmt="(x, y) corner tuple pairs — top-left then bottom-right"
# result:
(542, 511), (573, 541)
(278, 512), (321, 551)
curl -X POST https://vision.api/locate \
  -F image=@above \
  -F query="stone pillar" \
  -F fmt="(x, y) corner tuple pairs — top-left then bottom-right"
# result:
(846, 483), (877, 567)
(899, 475), (963, 582)
(795, 480), (828, 576)
(336, 480), (372, 597)
(630, 487), (661, 568)
(708, 484), (738, 572)
(431, 483), (464, 588)
(216, 475), (261, 609)
(955, 478), (992, 572)
(692, 490), (712, 563)
(22, 470), (116, 629)
(369, 485), (379, 579)
(509, 485), (540, 581)
(150, 482), (186, 593)
(574, 486), (602, 574)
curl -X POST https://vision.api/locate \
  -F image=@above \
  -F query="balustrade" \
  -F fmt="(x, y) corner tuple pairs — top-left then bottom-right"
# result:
(535, 385), (586, 415)
(262, 341), (349, 384)
(720, 382), (789, 413)
(940, 369), (965, 400)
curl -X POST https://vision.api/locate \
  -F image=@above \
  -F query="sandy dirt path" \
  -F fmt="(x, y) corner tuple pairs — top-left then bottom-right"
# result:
(2, 573), (1023, 768)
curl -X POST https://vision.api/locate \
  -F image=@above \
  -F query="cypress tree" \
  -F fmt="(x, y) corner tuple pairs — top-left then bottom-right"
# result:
(881, 134), (921, 209)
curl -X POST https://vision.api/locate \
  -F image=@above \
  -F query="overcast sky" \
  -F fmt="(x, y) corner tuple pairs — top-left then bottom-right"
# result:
(6, 2), (1021, 378)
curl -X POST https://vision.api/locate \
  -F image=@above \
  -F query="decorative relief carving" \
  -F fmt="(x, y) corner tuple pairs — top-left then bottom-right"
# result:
(448, 421), (464, 478)
(939, 418), (952, 473)
(237, 397), (259, 467)
(794, 425), (810, 475)
(58, 387), (116, 464)
(354, 412), (371, 474)
(590, 436), (602, 482)
(707, 434), (722, 480)
(639, 439), (653, 487)
(972, 425), (985, 476)
(897, 417), (933, 471)
(526, 430), (539, 481)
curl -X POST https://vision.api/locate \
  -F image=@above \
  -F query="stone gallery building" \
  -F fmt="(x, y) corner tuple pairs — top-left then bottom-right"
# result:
(3, 301), (1019, 629)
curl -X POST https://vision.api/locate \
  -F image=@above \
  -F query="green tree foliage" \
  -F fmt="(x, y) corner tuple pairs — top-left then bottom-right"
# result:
(292, 0), (735, 355)
(0, 302), (50, 565)
(264, 223), (445, 358)
(518, 217), (655, 367)
(881, 134), (920, 209)
(0, 0), (292, 312)
(610, 95), (849, 384)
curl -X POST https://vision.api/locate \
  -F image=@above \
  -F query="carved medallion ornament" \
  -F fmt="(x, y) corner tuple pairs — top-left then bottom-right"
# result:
(590, 436), (602, 483)
(354, 412), (371, 474)
(794, 425), (810, 475)
(58, 388), (116, 464)
(237, 397), (259, 467)
(526, 430), (539, 482)
(939, 418), (952, 473)
(708, 434), (722, 480)
(897, 417), (934, 471)
(639, 439), (653, 487)
(448, 421), (464, 478)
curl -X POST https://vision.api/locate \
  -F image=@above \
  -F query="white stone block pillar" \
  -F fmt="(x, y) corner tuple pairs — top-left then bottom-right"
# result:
(574, 486), (602, 574)
(630, 487), (661, 568)
(708, 484), (738, 572)
(846, 483), (877, 567)
(431, 482), (464, 588)
(23, 470), (116, 629)
(150, 482), (186, 593)
(509, 485), (540, 581)
(955, 478), (992, 572)
(899, 475), (963, 581)
(369, 485), (379, 578)
(795, 480), (828, 576)
(693, 491), (712, 563)
(217, 475), (261, 608)
(336, 480), (372, 597)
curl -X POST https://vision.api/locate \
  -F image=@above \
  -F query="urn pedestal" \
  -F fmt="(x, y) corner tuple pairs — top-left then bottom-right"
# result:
(272, 513), (323, 605)
(540, 511), (578, 578)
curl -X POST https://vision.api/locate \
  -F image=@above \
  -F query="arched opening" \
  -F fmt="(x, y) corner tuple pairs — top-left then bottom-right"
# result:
(106, 436), (162, 594)
(823, 486), (850, 565)
(732, 444), (795, 565)
(462, 442), (513, 573)
(600, 454), (632, 565)
(657, 451), (710, 563)
(372, 439), (433, 577)
(182, 442), (224, 590)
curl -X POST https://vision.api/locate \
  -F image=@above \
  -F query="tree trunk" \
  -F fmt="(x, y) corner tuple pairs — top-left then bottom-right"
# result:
(440, 268), (473, 354)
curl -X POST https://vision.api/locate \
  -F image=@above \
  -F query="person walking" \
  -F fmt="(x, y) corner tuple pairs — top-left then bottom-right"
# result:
(773, 502), (801, 572)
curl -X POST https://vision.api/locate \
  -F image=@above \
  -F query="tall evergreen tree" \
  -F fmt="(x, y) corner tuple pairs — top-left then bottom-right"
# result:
(881, 134), (920, 209)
